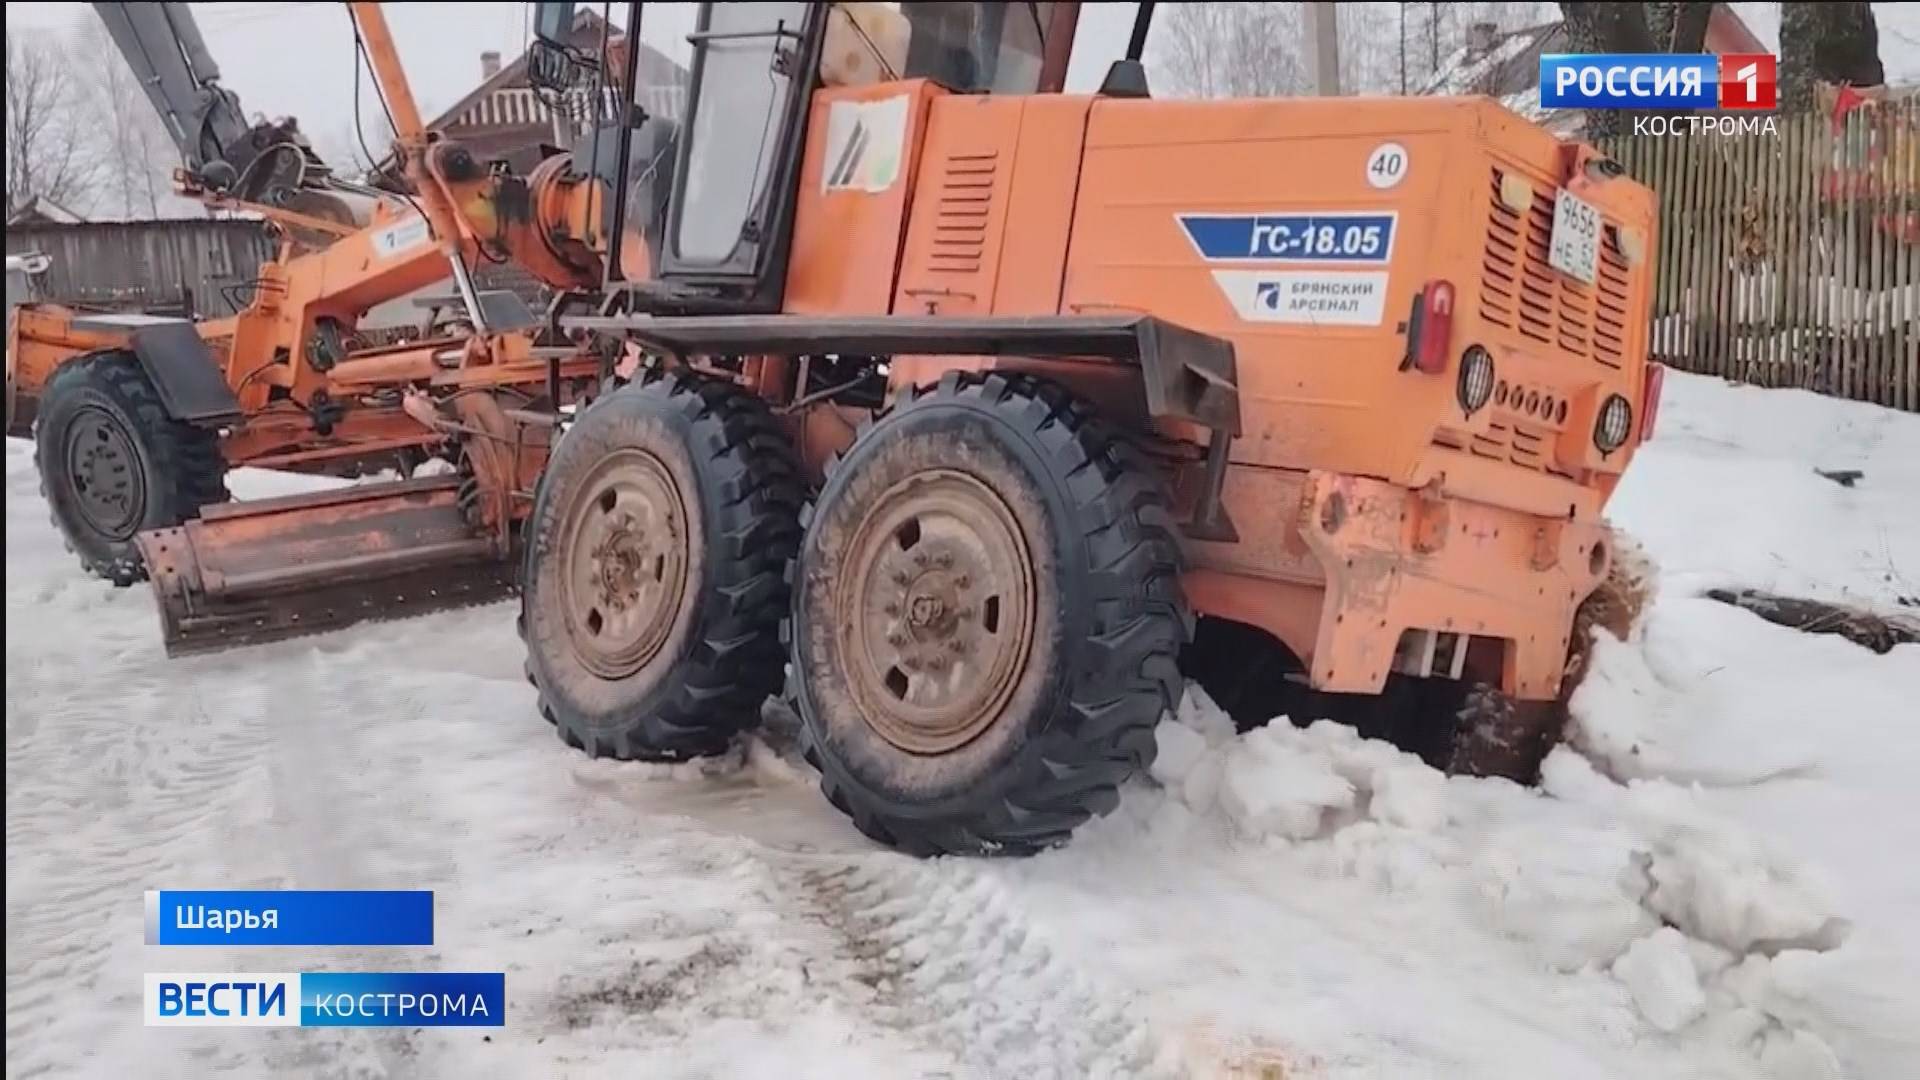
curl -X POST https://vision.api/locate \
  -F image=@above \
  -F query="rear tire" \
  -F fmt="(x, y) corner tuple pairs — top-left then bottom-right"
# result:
(1446, 684), (1564, 782)
(520, 371), (803, 760)
(789, 372), (1189, 856)
(33, 351), (229, 585)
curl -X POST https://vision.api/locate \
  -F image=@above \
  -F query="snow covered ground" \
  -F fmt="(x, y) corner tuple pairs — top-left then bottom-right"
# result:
(6, 372), (1918, 1079)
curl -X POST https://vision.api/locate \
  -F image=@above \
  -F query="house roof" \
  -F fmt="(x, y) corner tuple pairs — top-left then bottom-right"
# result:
(426, 9), (683, 136)
(1420, 3), (1768, 100)
(1419, 22), (1560, 99)
(364, 9), (684, 177)
(6, 195), (88, 227)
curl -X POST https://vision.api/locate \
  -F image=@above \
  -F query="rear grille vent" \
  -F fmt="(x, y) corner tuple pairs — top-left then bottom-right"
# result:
(927, 151), (997, 275)
(1480, 168), (1629, 368)
(1466, 419), (1571, 477)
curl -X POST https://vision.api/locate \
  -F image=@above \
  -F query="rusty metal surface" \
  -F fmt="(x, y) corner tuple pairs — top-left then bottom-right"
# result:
(835, 468), (1037, 755)
(449, 392), (551, 547)
(554, 447), (691, 681)
(134, 475), (511, 655)
(1177, 461), (1610, 702)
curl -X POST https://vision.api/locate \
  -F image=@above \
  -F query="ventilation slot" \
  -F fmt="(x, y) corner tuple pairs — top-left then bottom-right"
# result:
(928, 151), (997, 275)
(1481, 168), (1631, 368)
(1468, 421), (1551, 473)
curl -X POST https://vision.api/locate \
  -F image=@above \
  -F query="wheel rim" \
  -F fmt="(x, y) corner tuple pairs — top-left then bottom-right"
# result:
(64, 405), (146, 540)
(838, 469), (1036, 755)
(558, 448), (691, 680)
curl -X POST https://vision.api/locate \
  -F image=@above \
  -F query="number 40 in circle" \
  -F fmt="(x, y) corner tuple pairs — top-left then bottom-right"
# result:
(1367, 143), (1408, 190)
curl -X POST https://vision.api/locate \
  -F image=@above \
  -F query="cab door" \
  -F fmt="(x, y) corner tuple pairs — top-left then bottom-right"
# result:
(658, 2), (824, 304)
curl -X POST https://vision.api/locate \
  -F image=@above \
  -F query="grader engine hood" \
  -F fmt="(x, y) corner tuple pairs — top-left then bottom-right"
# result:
(1060, 95), (1659, 514)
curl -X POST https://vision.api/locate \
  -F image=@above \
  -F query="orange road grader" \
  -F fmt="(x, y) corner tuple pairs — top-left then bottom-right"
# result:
(10, 1), (1663, 856)
(8, 1), (615, 643)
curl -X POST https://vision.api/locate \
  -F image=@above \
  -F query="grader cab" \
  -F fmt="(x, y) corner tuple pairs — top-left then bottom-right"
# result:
(15, 1), (1662, 856)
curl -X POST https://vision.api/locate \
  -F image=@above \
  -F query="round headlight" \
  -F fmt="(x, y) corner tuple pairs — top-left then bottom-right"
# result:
(1594, 393), (1634, 453)
(1458, 346), (1496, 415)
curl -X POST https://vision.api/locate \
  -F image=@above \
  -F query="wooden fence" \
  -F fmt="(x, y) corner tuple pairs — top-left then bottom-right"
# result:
(2, 218), (275, 318)
(1601, 96), (1918, 412)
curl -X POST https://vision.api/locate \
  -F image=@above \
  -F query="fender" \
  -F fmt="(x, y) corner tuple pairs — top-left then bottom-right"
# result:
(70, 313), (242, 425)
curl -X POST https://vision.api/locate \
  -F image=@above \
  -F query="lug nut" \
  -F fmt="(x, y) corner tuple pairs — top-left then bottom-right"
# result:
(955, 574), (970, 589)
(935, 552), (953, 568)
(883, 602), (899, 616)
(892, 571), (910, 585)
(913, 551), (929, 567)
(904, 657), (921, 671)
(949, 640), (965, 654)
(887, 631), (907, 647)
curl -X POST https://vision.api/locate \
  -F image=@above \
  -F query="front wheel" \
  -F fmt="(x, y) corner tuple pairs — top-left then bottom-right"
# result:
(33, 351), (229, 584)
(519, 371), (804, 760)
(790, 373), (1190, 856)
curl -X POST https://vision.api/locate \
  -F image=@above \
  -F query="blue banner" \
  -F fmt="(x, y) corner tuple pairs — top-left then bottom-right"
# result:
(146, 890), (433, 946)
(1178, 212), (1396, 264)
(300, 972), (504, 1027)
(145, 972), (504, 1027)
(1538, 54), (1719, 110)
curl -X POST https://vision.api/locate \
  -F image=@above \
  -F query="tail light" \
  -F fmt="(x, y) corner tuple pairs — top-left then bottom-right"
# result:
(1640, 362), (1666, 441)
(1401, 281), (1456, 375)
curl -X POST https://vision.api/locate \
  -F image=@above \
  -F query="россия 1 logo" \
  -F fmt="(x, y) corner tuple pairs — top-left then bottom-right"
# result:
(1538, 53), (1779, 134)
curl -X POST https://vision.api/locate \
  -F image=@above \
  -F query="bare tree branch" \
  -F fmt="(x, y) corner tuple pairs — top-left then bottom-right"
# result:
(73, 20), (179, 220)
(1162, 1), (1553, 101)
(6, 32), (99, 215)
(1159, 3), (1308, 98)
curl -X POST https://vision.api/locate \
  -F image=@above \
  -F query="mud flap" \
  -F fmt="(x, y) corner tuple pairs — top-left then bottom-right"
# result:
(135, 475), (515, 656)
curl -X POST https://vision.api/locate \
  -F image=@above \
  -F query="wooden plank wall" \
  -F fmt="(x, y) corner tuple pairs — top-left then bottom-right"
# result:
(2, 219), (276, 318)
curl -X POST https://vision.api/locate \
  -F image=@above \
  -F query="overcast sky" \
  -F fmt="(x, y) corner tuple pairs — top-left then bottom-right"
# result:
(5, 2), (1145, 159)
(8, 2), (1910, 165)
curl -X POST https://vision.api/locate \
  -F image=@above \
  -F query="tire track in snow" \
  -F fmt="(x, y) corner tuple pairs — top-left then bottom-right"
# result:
(5, 439), (1161, 1077)
(5, 594), (281, 1077)
(778, 852), (1175, 1079)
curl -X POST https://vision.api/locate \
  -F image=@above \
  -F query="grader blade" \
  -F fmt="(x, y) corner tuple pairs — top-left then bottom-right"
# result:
(134, 475), (516, 656)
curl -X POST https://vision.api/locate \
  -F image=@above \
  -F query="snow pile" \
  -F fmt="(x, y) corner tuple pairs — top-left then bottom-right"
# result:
(1156, 706), (1446, 844)
(1607, 375), (1920, 617)
(1617, 783), (1851, 959)
(1127, 684), (1864, 1076)
(7, 371), (1916, 1079)
(1612, 927), (1707, 1032)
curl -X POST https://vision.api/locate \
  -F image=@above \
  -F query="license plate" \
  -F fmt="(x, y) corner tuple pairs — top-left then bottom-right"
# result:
(1548, 188), (1601, 285)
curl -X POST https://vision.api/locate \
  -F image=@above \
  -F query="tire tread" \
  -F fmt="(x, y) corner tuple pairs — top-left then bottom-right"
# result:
(523, 370), (803, 760)
(33, 351), (228, 584)
(793, 371), (1189, 855)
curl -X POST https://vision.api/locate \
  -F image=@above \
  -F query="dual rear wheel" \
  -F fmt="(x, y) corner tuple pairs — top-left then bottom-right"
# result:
(521, 370), (1189, 855)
